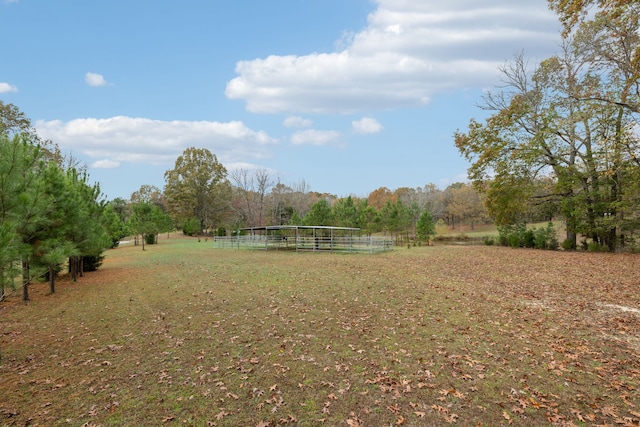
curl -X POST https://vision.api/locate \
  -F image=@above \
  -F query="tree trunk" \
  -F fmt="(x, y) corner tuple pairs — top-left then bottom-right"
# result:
(22, 259), (29, 302)
(0, 266), (5, 302)
(69, 256), (78, 282)
(49, 265), (56, 294)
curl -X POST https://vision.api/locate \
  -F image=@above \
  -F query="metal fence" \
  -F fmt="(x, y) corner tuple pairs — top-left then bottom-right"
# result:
(213, 235), (393, 253)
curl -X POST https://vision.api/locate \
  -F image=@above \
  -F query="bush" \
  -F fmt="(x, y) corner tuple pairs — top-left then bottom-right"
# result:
(182, 217), (200, 236)
(145, 234), (156, 245)
(498, 222), (558, 250)
(533, 222), (559, 250)
(83, 254), (105, 272)
(562, 238), (576, 251)
(482, 236), (495, 246)
(498, 223), (527, 248)
(523, 229), (536, 248)
(588, 241), (608, 252)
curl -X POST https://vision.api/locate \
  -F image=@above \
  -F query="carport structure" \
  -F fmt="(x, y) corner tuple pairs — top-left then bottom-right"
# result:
(213, 225), (393, 253)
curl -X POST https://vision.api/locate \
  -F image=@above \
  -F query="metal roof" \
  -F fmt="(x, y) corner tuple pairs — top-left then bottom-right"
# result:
(239, 225), (360, 232)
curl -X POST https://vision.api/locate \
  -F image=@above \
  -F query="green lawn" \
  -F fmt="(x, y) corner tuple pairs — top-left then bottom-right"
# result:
(1, 235), (638, 426)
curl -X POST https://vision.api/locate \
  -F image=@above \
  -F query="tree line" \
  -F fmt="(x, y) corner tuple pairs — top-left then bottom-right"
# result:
(115, 150), (499, 246)
(0, 102), (122, 302)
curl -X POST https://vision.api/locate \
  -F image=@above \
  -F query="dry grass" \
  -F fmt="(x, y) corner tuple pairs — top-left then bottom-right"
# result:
(1, 236), (639, 426)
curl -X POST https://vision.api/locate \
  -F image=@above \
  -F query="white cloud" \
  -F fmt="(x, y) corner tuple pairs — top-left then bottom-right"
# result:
(0, 82), (18, 93)
(85, 72), (110, 87)
(226, 0), (559, 114)
(283, 116), (313, 128)
(35, 116), (278, 165)
(291, 129), (341, 146)
(92, 159), (120, 169)
(352, 117), (383, 134)
(439, 172), (469, 189)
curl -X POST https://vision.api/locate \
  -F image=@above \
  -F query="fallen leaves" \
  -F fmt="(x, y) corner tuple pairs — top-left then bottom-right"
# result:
(1, 244), (639, 426)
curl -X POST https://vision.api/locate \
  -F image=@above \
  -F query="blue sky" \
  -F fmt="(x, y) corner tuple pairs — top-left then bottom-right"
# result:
(1, 0), (562, 200)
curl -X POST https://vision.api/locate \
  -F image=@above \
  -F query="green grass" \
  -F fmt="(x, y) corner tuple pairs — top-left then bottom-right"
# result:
(438, 220), (567, 240)
(1, 235), (639, 426)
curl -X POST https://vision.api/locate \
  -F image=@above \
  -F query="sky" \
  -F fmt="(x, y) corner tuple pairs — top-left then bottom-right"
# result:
(0, 0), (562, 201)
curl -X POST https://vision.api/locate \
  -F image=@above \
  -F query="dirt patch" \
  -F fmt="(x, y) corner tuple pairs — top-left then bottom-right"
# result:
(599, 302), (640, 315)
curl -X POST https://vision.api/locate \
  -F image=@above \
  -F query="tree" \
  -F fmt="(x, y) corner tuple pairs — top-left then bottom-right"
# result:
(102, 203), (128, 248)
(379, 200), (411, 239)
(64, 169), (110, 278)
(444, 183), (487, 230)
(130, 202), (151, 250)
(110, 197), (131, 223)
(32, 163), (80, 293)
(1, 135), (50, 301)
(0, 101), (32, 135)
(332, 196), (359, 228)
(356, 199), (380, 234)
(129, 201), (172, 250)
(0, 101), (61, 163)
(303, 199), (333, 226)
(0, 134), (40, 300)
(455, 34), (639, 250)
(230, 168), (273, 227)
(367, 187), (396, 210)
(1, 104), (111, 300)
(131, 184), (165, 207)
(548, 0), (637, 35)
(164, 148), (232, 233)
(416, 209), (436, 243)
(266, 179), (314, 226)
(548, 0), (639, 115)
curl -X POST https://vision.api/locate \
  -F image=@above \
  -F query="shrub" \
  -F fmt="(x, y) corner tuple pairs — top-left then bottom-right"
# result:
(523, 229), (536, 248)
(579, 239), (588, 251)
(498, 222), (557, 250)
(83, 254), (105, 272)
(588, 241), (608, 252)
(562, 238), (576, 251)
(482, 236), (495, 246)
(507, 233), (521, 248)
(182, 217), (200, 236)
(498, 223), (528, 248)
(533, 222), (559, 250)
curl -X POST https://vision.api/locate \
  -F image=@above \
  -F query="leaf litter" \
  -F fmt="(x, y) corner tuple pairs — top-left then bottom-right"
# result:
(0, 238), (638, 425)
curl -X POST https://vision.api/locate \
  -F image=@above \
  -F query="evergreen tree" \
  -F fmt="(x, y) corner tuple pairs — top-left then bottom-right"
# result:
(303, 199), (333, 226)
(416, 209), (436, 243)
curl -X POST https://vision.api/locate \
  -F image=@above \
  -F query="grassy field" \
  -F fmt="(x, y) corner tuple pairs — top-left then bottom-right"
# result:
(1, 235), (639, 426)
(437, 221), (567, 240)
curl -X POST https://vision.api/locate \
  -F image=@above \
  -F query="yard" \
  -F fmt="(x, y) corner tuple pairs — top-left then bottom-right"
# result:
(1, 236), (639, 426)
